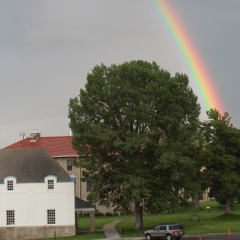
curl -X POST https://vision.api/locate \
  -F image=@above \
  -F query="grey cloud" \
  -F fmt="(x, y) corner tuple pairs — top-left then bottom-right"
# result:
(1, 0), (240, 148)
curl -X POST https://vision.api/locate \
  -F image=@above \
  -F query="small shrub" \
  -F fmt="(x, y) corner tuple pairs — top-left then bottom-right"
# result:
(105, 212), (113, 216)
(95, 212), (104, 216)
(113, 211), (119, 216)
(120, 209), (133, 215)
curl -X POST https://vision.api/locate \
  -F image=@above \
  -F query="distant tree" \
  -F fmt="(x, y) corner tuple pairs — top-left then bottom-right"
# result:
(188, 130), (207, 211)
(200, 109), (240, 214)
(68, 60), (201, 230)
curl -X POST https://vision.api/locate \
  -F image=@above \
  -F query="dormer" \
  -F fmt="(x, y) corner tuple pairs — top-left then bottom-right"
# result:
(4, 176), (17, 191)
(44, 175), (57, 190)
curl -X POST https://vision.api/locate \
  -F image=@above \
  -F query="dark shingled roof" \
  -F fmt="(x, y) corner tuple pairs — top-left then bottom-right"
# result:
(75, 197), (95, 210)
(0, 148), (72, 183)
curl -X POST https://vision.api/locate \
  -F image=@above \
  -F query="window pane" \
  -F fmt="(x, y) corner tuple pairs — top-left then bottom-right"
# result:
(6, 210), (15, 225)
(67, 160), (73, 171)
(47, 210), (55, 224)
(155, 225), (160, 230)
(48, 180), (54, 190)
(160, 226), (167, 230)
(86, 181), (92, 192)
(7, 181), (13, 191)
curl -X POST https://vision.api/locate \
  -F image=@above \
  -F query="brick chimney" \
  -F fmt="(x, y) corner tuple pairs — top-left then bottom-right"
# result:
(29, 129), (40, 142)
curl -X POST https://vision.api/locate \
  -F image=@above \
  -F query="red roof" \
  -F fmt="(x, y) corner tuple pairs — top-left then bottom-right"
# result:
(4, 136), (78, 157)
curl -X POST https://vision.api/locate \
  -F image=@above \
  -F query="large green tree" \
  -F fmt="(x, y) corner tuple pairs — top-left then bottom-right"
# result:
(200, 109), (240, 214)
(69, 60), (201, 230)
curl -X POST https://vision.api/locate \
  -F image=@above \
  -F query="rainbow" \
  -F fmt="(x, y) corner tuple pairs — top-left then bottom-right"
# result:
(151, 0), (223, 114)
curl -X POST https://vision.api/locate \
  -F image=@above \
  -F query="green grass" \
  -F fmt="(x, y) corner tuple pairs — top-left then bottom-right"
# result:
(36, 201), (240, 239)
(116, 201), (240, 238)
(78, 215), (127, 229)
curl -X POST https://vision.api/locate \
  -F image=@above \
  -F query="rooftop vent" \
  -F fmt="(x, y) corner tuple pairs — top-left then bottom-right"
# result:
(20, 132), (25, 140)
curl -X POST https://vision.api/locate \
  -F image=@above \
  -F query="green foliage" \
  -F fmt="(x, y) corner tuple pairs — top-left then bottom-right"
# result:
(95, 212), (104, 217)
(69, 60), (201, 213)
(200, 109), (240, 213)
(105, 212), (114, 216)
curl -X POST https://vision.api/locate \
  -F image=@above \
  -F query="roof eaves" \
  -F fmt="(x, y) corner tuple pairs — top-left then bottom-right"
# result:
(75, 207), (95, 211)
(52, 155), (78, 158)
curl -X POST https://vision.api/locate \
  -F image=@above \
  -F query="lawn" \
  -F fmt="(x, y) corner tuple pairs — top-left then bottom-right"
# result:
(36, 201), (240, 239)
(116, 201), (239, 238)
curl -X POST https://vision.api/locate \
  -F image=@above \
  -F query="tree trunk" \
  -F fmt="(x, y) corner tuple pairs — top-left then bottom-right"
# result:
(231, 198), (235, 211)
(194, 193), (202, 211)
(134, 202), (143, 231)
(225, 196), (231, 214)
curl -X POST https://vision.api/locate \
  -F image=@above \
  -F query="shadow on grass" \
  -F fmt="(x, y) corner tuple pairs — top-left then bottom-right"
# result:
(213, 213), (240, 220)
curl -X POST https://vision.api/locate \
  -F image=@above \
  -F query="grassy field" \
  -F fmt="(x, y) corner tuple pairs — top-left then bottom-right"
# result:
(116, 201), (240, 238)
(36, 201), (240, 239)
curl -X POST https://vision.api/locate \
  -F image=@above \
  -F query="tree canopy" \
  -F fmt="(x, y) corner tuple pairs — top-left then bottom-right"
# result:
(68, 60), (201, 229)
(200, 109), (240, 214)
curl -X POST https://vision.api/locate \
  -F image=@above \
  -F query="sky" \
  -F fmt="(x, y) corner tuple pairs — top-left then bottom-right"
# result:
(1, 0), (240, 148)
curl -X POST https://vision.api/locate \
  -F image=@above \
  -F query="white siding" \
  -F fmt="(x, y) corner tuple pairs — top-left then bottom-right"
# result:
(0, 179), (74, 227)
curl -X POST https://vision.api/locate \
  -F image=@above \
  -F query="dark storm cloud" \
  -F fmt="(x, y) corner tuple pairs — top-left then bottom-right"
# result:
(1, 0), (240, 147)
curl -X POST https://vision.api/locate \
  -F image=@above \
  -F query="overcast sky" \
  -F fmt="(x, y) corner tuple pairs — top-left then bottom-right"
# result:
(1, 0), (240, 148)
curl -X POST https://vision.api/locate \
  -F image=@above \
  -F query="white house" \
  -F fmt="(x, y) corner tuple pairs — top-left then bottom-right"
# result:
(4, 130), (114, 214)
(0, 148), (75, 239)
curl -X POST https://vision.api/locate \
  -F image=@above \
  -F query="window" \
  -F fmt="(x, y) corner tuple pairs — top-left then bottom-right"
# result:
(155, 225), (160, 230)
(86, 180), (92, 192)
(160, 225), (167, 231)
(6, 210), (15, 225)
(47, 210), (55, 224)
(48, 180), (54, 190)
(67, 160), (73, 171)
(45, 176), (57, 190)
(7, 181), (14, 191)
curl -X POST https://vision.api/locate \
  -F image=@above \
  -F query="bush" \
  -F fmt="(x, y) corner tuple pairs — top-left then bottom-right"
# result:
(95, 211), (104, 217)
(105, 212), (113, 216)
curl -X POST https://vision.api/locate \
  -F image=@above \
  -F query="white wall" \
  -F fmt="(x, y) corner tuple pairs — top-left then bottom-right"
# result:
(0, 177), (74, 227)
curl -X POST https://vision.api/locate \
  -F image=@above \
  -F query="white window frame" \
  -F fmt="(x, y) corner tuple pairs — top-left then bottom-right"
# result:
(47, 209), (56, 224)
(44, 175), (57, 190)
(48, 179), (54, 190)
(4, 176), (16, 191)
(6, 210), (15, 225)
(7, 180), (14, 191)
